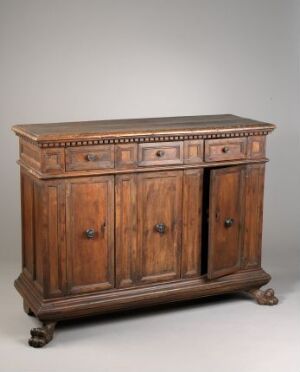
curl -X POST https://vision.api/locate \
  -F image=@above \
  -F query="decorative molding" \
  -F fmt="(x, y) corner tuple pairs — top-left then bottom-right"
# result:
(16, 130), (272, 149)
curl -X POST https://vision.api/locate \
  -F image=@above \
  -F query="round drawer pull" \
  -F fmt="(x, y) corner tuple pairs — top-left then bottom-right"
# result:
(85, 228), (95, 239)
(156, 150), (165, 157)
(224, 218), (234, 228)
(222, 147), (230, 153)
(155, 223), (166, 234)
(86, 153), (97, 161)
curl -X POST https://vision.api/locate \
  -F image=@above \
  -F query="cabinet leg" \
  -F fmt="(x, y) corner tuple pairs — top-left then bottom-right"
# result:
(23, 300), (34, 316)
(246, 287), (279, 305)
(28, 321), (57, 348)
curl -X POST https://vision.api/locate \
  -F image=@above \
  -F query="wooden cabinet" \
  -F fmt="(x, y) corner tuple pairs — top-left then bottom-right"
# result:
(12, 114), (278, 348)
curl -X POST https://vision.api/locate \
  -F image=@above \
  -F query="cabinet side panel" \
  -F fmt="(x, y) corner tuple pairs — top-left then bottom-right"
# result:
(243, 164), (265, 268)
(45, 182), (66, 297)
(48, 186), (59, 292)
(21, 172), (35, 278)
(181, 169), (203, 278)
(34, 181), (44, 290)
(115, 174), (138, 288)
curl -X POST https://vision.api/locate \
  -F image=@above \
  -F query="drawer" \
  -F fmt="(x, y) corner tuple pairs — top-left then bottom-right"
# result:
(138, 142), (183, 167)
(66, 145), (114, 171)
(204, 138), (247, 162)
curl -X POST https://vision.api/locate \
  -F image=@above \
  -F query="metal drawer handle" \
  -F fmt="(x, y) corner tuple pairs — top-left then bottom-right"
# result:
(222, 147), (230, 153)
(224, 218), (234, 228)
(86, 153), (97, 161)
(155, 223), (166, 234)
(156, 150), (165, 157)
(85, 228), (95, 239)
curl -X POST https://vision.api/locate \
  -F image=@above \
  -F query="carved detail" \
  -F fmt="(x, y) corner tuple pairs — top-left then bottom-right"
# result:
(28, 322), (56, 348)
(15, 131), (272, 149)
(247, 288), (278, 305)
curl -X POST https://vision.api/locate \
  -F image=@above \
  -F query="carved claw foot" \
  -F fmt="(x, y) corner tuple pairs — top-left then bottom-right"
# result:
(28, 322), (56, 348)
(247, 288), (279, 305)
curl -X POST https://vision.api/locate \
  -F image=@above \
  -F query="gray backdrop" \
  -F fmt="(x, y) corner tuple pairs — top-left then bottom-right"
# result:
(0, 1), (299, 370)
(1, 0), (299, 266)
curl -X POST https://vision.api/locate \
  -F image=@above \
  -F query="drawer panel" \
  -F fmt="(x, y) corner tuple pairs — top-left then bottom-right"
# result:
(204, 138), (247, 162)
(66, 145), (114, 171)
(183, 140), (204, 164)
(115, 144), (137, 169)
(138, 142), (183, 167)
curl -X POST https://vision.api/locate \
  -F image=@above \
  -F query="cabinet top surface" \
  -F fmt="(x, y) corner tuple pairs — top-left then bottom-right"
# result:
(12, 114), (275, 143)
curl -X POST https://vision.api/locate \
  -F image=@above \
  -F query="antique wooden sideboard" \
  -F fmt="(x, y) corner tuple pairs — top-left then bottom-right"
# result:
(12, 114), (278, 347)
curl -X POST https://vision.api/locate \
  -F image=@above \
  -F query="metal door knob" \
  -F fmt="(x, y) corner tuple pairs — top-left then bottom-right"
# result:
(222, 147), (230, 153)
(224, 218), (234, 228)
(85, 228), (95, 239)
(155, 223), (166, 234)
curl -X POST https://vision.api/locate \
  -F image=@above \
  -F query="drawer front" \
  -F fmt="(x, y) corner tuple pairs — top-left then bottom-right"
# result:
(66, 145), (114, 171)
(205, 138), (247, 162)
(138, 142), (183, 167)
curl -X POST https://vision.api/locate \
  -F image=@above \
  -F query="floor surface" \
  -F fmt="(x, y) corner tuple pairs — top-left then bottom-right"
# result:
(0, 259), (299, 372)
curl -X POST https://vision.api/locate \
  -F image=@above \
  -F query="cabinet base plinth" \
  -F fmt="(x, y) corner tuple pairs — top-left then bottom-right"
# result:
(15, 269), (277, 347)
(23, 300), (34, 316)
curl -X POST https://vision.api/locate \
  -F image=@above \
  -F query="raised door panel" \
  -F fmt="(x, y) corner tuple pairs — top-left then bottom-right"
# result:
(181, 169), (203, 278)
(137, 171), (183, 284)
(66, 177), (114, 294)
(21, 172), (45, 294)
(208, 166), (245, 279)
(115, 174), (138, 288)
(243, 164), (265, 268)
(21, 172), (35, 279)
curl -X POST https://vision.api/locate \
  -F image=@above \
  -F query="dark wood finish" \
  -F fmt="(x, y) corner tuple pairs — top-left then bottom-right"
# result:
(15, 269), (272, 321)
(23, 300), (34, 316)
(12, 114), (275, 143)
(208, 166), (245, 279)
(115, 174), (138, 288)
(41, 147), (65, 174)
(12, 115), (277, 347)
(181, 169), (203, 278)
(205, 138), (247, 162)
(66, 145), (114, 171)
(183, 140), (204, 164)
(247, 135), (266, 159)
(66, 177), (114, 294)
(138, 142), (183, 167)
(243, 164), (265, 268)
(137, 171), (183, 283)
(115, 144), (137, 168)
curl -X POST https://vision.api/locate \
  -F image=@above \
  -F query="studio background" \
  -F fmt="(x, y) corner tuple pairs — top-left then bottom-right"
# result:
(0, 1), (299, 371)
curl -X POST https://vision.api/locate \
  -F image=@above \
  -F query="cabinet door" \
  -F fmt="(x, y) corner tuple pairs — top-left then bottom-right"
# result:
(208, 166), (245, 279)
(137, 171), (183, 284)
(66, 177), (114, 294)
